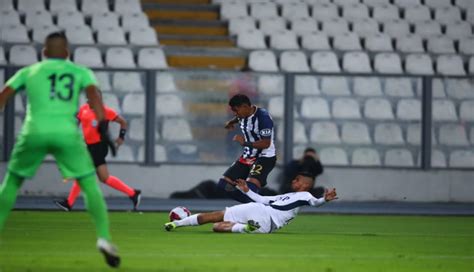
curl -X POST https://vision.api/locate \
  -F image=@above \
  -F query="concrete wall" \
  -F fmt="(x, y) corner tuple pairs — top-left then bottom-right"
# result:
(1, 162), (473, 202)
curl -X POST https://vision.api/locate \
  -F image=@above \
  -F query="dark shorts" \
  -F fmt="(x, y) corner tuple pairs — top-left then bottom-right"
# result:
(87, 142), (108, 167)
(223, 156), (276, 187)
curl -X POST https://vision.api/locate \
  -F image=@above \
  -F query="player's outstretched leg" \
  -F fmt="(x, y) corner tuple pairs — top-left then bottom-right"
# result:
(164, 211), (225, 231)
(77, 174), (120, 268)
(0, 172), (24, 231)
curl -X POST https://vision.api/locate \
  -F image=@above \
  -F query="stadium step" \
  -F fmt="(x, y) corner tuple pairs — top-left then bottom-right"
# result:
(154, 25), (227, 36)
(142, 0), (210, 4)
(166, 55), (245, 69)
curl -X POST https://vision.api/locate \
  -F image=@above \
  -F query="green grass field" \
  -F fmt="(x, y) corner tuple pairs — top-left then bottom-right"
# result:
(0, 211), (472, 272)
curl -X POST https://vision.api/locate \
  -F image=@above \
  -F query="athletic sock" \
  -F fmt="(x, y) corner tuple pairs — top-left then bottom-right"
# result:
(67, 181), (81, 206)
(0, 172), (24, 231)
(104, 176), (135, 197)
(174, 214), (200, 227)
(78, 174), (111, 241)
(231, 223), (247, 233)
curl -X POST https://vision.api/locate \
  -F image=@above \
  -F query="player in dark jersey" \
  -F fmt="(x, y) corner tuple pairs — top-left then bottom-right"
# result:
(54, 101), (141, 212)
(0, 32), (119, 267)
(217, 94), (277, 203)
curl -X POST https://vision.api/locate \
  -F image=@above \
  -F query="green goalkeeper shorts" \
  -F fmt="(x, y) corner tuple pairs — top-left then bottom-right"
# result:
(7, 131), (96, 179)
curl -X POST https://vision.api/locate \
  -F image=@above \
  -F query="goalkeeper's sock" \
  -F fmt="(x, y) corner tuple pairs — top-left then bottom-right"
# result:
(174, 214), (200, 227)
(67, 181), (81, 207)
(0, 172), (24, 231)
(105, 176), (135, 197)
(78, 174), (111, 241)
(231, 223), (247, 233)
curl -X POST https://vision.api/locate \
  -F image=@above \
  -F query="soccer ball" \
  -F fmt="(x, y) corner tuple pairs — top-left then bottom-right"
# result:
(169, 206), (191, 221)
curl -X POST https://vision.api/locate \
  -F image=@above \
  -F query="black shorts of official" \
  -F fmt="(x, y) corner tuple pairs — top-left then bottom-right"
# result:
(223, 156), (276, 187)
(87, 142), (108, 167)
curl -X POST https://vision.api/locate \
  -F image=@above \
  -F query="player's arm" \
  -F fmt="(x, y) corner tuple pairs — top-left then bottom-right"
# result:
(236, 179), (278, 205)
(112, 115), (127, 147)
(234, 137), (271, 150)
(308, 188), (338, 207)
(233, 111), (273, 149)
(85, 85), (105, 121)
(0, 87), (15, 111)
(224, 116), (239, 130)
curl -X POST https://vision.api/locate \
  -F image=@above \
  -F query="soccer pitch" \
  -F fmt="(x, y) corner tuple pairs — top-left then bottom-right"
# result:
(0, 211), (472, 272)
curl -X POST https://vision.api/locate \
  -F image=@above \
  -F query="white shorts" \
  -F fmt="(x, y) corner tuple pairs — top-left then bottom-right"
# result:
(223, 203), (273, 234)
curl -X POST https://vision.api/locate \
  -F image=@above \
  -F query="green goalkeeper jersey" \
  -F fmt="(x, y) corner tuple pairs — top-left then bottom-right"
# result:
(6, 58), (98, 134)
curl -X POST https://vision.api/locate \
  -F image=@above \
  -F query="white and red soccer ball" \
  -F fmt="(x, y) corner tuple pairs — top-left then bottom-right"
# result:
(169, 206), (191, 221)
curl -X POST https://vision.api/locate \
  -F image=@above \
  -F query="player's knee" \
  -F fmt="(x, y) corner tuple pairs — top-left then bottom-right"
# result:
(217, 178), (235, 192)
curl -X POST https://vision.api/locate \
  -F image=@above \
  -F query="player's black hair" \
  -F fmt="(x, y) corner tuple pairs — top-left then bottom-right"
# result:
(45, 31), (68, 42)
(229, 94), (251, 108)
(297, 171), (316, 181)
(304, 147), (316, 154)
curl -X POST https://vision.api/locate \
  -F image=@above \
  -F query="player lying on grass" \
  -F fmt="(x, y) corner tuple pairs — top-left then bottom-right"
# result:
(54, 100), (141, 212)
(164, 172), (337, 233)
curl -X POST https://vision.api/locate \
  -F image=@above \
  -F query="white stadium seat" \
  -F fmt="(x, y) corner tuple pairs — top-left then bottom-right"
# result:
(449, 151), (474, 168)
(138, 48), (168, 69)
(95, 71), (111, 92)
(333, 32), (362, 51)
(129, 118), (160, 141)
(436, 55), (466, 76)
(310, 122), (341, 144)
(291, 18), (318, 35)
(0, 10), (21, 27)
(383, 19), (410, 38)
(156, 73), (177, 93)
(268, 96), (284, 119)
(365, 34), (393, 52)
(250, 2), (278, 19)
(364, 98), (394, 120)
(92, 12), (119, 30)
(460, 101), (474, 121)
(0, 24), (29, 43)
(397, 35), (425, 53)
(385, 78), (414, 97)
(122, 94), (144, 115)
(156, 95), (185, 116)
(352, 148), (381, 166)
(427, 36), (456, 54)
(270, 31), (299, 50)
(375, 123), (404, 145)
(237, 29), (266, 49)
(311, 3), (338, 21)
(341, 122), (371, 144)
(469, 57), (474, 74)
(396, 99), (421, 121)
(342, 52), (372, 73)
(112, 72), (144, 93)
(259, 17), (287, 36)
(257, 75), (284, 95)
(295, 76), (320, 95)
(25, 10), (53, 28)
(321, 18), (349, 36)
(374, 53), (402, 74)
(319, 148), (349, 166)
(129, 27), (159, 46)
(311, 51), (341, 72)
(228, 17), (256, 35)
(373, 4), (399, 21)
(66, 25), (94, 45)
(138, 145), (168, 162)
(220, 2), (248, 19)
(433, 99), (458, 121)
(122, 12), (150, 31)
(0, 0), (14, 11)
(456, 0), (474, 10)
(97, 27), (127, 45)
(18, 0), (46, 14)
(81, 0), (109, 16)
(162, 118), (192, 141)
(364, 0), (390, 7)
(333, 0), (360, 5)
(393, 0), (421, 8)
(353, 77), (383, 96)
(406, 124), (437, 146)
(425, 0), (453, 9)
(352, 18), (380, 38)
(435, 6), (462, 24)
(107, 144), (135, 162)
(9, 45), (38, 66)
(57, 11), (85, 28)
(280, 51), (310, 72)
(248, 50), (278, 72)
(332, 98), (361, 119)
(301, 97), (331, 119)
(73, 47), (103, 68)
(114, 0), (142, 15)
(321, 77), (350, 96)
(50, 0), (78, 14)
(102, 93), (121, 112)
(282, 3), (310, 19)
(0, 47), (6, 65)
(414, 20), (442, 38)
(445, 21), (473, 39)
(445, 79), (474, 99)
(404, 5), (431, 23)
(385, 149), (414, 167)
(405, 54), (435, 75)
(105, 47), (136, 68)
(277, 121), (308, 144)
(32, 25), (60, 43)
(302, 32), (331, 50)
(439, 124), (469, 146)
(343, 4), (369, 21)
